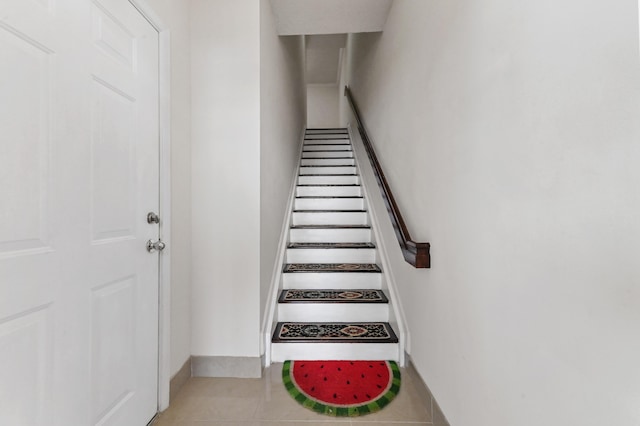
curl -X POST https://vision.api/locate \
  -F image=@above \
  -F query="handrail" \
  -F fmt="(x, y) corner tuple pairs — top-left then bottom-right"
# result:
(344, 86), (431, 268)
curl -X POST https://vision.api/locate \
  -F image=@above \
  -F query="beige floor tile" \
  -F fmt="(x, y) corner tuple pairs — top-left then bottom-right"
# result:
(158, 364), (433, 426)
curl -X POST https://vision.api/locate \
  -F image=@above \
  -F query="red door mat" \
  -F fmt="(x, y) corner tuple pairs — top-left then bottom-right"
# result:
(282, 360), (401, 417)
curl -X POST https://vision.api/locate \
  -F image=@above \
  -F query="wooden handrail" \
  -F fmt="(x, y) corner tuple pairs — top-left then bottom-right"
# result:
(344, 86), (431, 268)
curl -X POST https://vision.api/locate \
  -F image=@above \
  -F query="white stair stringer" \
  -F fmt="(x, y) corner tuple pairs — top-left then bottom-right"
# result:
(266, 127), (406, 365)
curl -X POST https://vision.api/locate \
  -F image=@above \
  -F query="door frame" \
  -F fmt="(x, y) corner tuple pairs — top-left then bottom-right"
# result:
(126, 0), (172, 412)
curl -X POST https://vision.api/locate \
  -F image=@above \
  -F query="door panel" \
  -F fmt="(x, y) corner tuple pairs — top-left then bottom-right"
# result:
(0, 0), (160, 424)
(0, 21), (52, 256)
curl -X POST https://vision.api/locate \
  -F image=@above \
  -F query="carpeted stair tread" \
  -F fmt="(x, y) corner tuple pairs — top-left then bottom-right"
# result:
(290, 224), (370, 229)
(296, 196), (364, 199)
(300, 165), (353, 168)
(283, 263), (381, 273)
(293, 209), (367, 213)
(278, 289), (388, 304)
(298, 174), (357, 176)
(288, 242), (375, 249)
(272, 322), (398, 343)
(296, 184), (361, 187)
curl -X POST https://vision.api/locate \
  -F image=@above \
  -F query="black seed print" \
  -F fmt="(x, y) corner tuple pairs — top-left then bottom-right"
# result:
(346, 380), (350, 385)
(337, 367), (341, 371)
(361, 374), (365, 378)
(320, 365), (324, 369)
(369, 364), (373, 368)
(377, 374), (382, 378)
(324, 377), (327, 381)
(304, 374), (308, 378)
(311, 387), (315, 391)
(366, 393), (371, 398)
(377, 384), (382, 389)
(353, 394), (358, 399)
(333, 393), (337, 399)
(350, 362), (354, 365)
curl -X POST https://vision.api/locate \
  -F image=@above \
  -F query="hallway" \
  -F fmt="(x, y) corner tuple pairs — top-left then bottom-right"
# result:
(153, 363), (441, 425)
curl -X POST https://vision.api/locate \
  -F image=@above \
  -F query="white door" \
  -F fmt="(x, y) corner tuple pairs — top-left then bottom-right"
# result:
(0, 1), (160, 425)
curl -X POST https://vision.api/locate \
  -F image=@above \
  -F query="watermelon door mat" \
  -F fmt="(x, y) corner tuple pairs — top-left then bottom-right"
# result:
(282, 360), (401, 417)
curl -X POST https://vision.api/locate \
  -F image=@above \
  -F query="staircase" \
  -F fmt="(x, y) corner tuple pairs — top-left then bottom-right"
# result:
(270, 128), (401, 362)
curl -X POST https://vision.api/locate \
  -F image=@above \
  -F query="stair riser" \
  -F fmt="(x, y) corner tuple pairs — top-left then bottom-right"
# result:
(271, 343), (399, 362)
(304, 140), (350, 145)
(300, 158), (355, 166)
(303, 145), (352, 152)
(291, 212), (368, 226)
(296, 186), (361, 197)
(286, 248), (377, 263)
(306, 129), (347, 134)
(303, 151), (353, 158)
(304, 134), (350, 140)
(289, 228), (371, 243)
(278, 304), (389, 322)
(299, 166), (357, 175)
(298, 175), (359, 185)
(294, 198), (364, 210)
(282, 272), (381, 289)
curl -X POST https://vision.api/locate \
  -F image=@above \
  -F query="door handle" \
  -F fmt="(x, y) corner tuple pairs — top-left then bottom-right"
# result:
(146, 239), (166, 253)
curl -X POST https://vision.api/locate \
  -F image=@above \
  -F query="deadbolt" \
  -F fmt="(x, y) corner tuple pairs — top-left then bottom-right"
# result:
(147, 212), (160, 224)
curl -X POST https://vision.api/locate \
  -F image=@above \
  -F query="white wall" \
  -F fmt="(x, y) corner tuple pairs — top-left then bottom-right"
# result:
(259, 1), (306, 328)
(307, 84), (340, 127)
(344, 1), (640, 425)
(190, 0), (261, 358)
(144, 0), (192, 378)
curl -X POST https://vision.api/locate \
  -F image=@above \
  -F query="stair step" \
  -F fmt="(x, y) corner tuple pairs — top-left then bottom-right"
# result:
(303, 145), (352, 152)
(279, 289), (388, 303)
(294, 197), (364, 210)
(300, 158), (355, 166)
(276, 292), (389, 322)
(306, 128), (348, 134)
(295, 197), (364, 210)
(303, 151), (353, 158)
(282, 271), (381, 289)
(272, 322), (398, 343)
(296, 185), (361, 197)
(290, 226), (371, 243)
(300, 166), (356, 175)
(283, 263), (381, 273)
(305, 135), (350, 140)
(298, 175), (359, 185)
(286, 247), (376, 263)
(288, 242), (375, 249)
(304, 140), (350, 145)
(291, 211), (368, 226)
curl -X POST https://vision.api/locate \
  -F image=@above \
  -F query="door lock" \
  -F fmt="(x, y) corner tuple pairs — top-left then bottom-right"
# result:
(146, 239), (166, 253)
(147, 212), (160, 224)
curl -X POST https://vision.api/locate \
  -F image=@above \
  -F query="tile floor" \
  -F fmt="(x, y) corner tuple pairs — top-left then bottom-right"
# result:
(153, 363), (435, 425)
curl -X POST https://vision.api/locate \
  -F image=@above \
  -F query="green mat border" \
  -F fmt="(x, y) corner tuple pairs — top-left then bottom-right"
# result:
(282, 360), (401, 417)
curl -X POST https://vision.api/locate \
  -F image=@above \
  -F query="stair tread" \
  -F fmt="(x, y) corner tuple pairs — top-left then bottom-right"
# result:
(297, 184), (361, 187)
(303, 142), (351, 145)
(300, 156), (354, 159)
(283, 263), (381, 273)
(278, 289), (388, 304)
(293, 209), (367, 213)
(296, 196), (363, 199)
(272, 322), (398, 343)
(291, 224), (370, 229)
(299, 174), (357, 176)
(288, 242), (375, 249)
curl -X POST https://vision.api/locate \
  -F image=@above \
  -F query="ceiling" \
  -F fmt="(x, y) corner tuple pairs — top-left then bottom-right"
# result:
(269, 0), (393, 36)
(269, 0), (393, 85)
